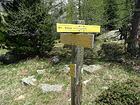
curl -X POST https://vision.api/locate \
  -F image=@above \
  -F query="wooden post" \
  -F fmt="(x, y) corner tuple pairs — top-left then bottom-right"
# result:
(71, 20), (85, 105)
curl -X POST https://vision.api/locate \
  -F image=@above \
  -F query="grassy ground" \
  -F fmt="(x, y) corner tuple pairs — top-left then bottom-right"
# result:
(0, 48), (140, 105)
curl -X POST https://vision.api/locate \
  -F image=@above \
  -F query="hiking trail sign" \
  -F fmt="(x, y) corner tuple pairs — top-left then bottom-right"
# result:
(56, 21), (101, 105)
(60, 33), (94, 48)
(57, 23), (100, 33)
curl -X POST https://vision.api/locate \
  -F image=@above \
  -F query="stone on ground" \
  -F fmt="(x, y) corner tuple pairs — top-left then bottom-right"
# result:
(83, 64), (102, 73)
(37, 69), (45, 74)
(63, 65), (70, 73)
(14, 95), (25, 101)
(51, 56), (60, 64)
(21, 76), (37, 86)
(83, 78), (92, 85)
(133, 66), (140, 72)
(97, 30), (120, 40)
(40, 84), (63, 93)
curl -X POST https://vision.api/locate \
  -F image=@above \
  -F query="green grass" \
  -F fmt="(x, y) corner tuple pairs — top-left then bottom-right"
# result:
(0, 48), (139, 105)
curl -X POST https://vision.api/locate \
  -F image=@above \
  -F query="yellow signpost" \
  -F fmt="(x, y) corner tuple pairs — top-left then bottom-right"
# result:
(57, 21), (101, 105)
(60, 33), (94, 48)
(57, 23), (101, 33)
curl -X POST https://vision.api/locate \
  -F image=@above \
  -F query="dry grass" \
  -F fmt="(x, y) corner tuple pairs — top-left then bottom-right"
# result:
(0, 49), (139, 105)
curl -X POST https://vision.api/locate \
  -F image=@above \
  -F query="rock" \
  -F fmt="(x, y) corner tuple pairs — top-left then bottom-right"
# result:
(51, 56), (60, 64)
(40, 84), (63, 93)
(21, 76), (37, 86)
(102, 86), (109, 90)
(116, 58), (126, 63)
(83, 78), (92, 85)
(133, 66), (140, 72)
(83, 64), (102, 73)
(68, 98), (71, 102)
(63, 65), (70, 73)
(63, 64), (103, 74)
(37, 69), (45, 74)
(14, 95), (25, 101)
(98, 30), (120, 41)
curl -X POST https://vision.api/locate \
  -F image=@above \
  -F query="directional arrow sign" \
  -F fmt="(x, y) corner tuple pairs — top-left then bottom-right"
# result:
(60, 33), (94, 48)
(57, 23), (100, 33)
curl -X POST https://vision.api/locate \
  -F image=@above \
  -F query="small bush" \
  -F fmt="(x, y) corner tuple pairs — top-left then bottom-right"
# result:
(95, 80), (140, 105)
(84, 49), (98, 65)
(98, 42), (125, 61)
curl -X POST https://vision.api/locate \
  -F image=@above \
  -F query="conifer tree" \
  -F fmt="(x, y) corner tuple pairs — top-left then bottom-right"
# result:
(103, 0), (118, 30)
(2, 0), (61, 55)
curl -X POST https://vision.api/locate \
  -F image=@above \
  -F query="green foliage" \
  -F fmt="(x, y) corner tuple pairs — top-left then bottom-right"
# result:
(81, 0), (104, 25)
(0, 31), (6, 44)
(96, 79), (140, 105)
(84, 49), (98, 65)
(103, 0), (118, 30)
(98, 42), (125, 60)
(117, 0), (134, 46)
(66, 0), (78, 23)
(0, 17), (4, 43)
(117, 0), (133, 27)
(65, 0), (133, 33)
(2, 0), (60, 55)
(0, 14), (7, 45)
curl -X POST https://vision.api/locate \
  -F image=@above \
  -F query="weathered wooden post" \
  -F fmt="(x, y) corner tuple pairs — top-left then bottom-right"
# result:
(71, 20), (85, 105)
(56, 21), (100, 105)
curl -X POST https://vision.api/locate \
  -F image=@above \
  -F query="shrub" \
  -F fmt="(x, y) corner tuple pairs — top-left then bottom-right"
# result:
(0, 52), (18, 64)
(98, 42), (125, 61)
(95, 80), (140, 105)
(0, 31), (5, 44)
(84, 49), (98, 65)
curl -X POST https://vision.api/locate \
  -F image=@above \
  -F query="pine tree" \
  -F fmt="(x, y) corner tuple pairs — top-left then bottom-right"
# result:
(2, 0), (61, 55)
(103, 0), (118, 30)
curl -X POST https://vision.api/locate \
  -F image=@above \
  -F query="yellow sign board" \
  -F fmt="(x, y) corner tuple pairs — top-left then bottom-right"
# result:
(69, 64), (76, 78)
(60, 33), (94, 48)
(57, 23), (101, 33)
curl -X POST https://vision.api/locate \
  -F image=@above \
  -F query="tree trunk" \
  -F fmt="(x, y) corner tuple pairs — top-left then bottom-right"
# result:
(127, 0), (140, 56)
